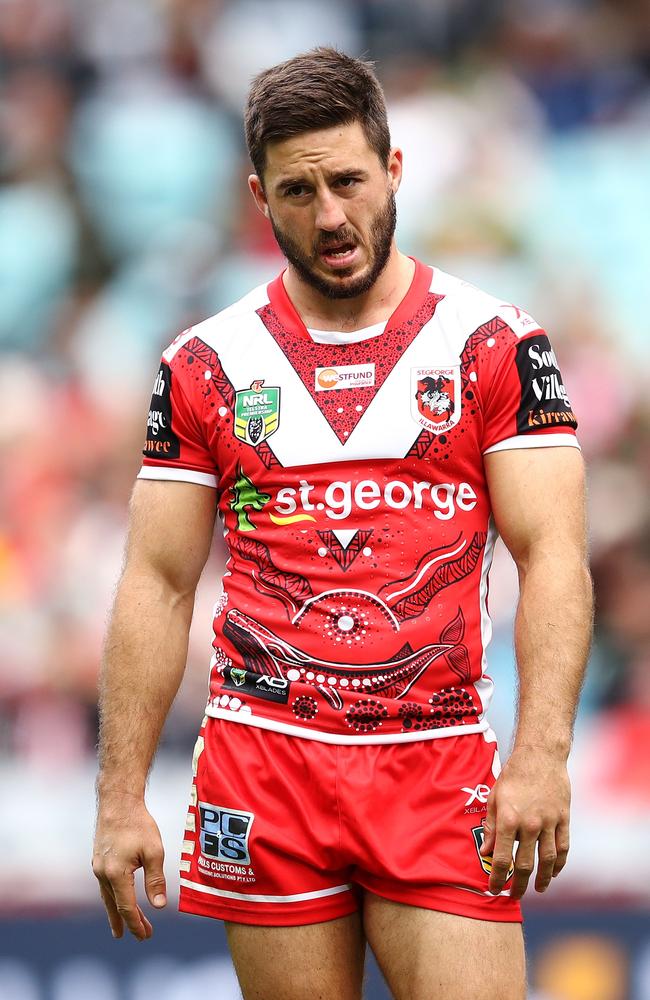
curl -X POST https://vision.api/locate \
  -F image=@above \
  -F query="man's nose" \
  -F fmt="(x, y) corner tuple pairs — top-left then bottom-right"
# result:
(314, 191), (347, 232)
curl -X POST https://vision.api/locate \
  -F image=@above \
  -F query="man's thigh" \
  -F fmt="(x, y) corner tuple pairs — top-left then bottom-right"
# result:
(225, 912), (366, 1000)
(363, 895), (526, 1000)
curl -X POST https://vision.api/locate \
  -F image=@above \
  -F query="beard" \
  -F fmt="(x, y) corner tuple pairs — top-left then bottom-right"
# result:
(269, 189), (397, 300)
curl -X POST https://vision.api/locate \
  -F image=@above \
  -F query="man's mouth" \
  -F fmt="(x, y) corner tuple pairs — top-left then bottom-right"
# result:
(321, 240), (354, 255)
(318, 241), (360, 269)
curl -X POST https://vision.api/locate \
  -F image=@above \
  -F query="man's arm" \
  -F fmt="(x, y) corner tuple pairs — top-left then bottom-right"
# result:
(92, 479), (216, 940)
(482, 445), (593, 900)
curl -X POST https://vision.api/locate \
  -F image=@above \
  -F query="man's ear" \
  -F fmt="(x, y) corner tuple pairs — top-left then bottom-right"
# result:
(248, 175), (270, 218)
(387, 147), (403, 194)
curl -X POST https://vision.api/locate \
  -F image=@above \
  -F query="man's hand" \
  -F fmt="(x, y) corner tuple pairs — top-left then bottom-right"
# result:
(480, 748), (570, 900)
(92, 798), (167, 941)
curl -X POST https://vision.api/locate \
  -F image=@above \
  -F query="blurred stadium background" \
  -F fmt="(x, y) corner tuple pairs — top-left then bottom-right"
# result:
(0, 0), (649, 997)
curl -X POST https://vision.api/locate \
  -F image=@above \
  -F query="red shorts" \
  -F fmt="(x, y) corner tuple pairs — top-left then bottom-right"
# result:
(178, 717), (521, 926)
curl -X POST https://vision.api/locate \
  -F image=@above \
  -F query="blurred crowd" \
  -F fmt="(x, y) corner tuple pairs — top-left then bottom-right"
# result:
(1, 0), (649, 852)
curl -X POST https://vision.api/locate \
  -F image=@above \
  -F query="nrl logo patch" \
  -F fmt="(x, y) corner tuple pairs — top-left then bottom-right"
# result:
(412, 366), (461, 435)
(235, 379), (280, 446)
(471, 824), (514, 882)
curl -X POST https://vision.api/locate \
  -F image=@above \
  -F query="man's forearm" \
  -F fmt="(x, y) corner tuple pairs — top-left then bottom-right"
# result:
(511, 547), (593, 760)
(97, 568), (195, 800)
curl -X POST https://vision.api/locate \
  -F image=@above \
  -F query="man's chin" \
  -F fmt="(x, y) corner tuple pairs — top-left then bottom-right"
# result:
(307, 259), (376, 299)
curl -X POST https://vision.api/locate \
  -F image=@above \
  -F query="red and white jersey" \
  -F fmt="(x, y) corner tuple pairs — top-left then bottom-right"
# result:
(139, 260), (578, 744)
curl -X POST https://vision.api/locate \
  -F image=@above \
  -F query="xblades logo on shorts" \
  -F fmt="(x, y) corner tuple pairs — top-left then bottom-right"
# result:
(461, 784), (490, 806)
(462, 783), (490, 814)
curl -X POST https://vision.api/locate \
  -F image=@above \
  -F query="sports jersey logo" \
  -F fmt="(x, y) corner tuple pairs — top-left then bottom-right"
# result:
(235, 379), (280, 445)
(315, 363), (375, 391)
(272, 476), (478, 523)
(199, 802), (254, 865)
(499, 303), (538, 334)
(412, 366), (461, 434)
(230, 468), (270, 531)
(514, 334), (577, 434)
(462, 784), (490, 806)
(223, 666), (290, 704)
(316, 368), (338, 389)
(143, 363), (180, 460)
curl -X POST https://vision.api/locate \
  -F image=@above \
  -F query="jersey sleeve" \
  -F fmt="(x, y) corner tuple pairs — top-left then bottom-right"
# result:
(480, 323), (579, 455)
(138, 342), (218, 488)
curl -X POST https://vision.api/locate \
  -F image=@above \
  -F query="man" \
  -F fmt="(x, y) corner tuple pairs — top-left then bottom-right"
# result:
(93, 48), (593, 1000)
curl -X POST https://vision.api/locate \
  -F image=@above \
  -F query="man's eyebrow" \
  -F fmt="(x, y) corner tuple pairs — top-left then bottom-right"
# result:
(329, 167), (369, 182)
(275, 167), (369, 192)
(275, 175), (308, 192)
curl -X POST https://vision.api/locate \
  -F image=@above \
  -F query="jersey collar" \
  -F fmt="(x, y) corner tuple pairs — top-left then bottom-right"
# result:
(266, 258), (433, 341)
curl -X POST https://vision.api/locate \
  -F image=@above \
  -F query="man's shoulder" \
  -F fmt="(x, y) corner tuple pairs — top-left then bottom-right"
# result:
(425, 264), (542, 339)
(162, 279), (273, 363)
(426, 263), (503, 308)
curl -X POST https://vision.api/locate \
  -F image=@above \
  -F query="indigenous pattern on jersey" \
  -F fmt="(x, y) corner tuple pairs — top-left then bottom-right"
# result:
(139, 260), (578, 744)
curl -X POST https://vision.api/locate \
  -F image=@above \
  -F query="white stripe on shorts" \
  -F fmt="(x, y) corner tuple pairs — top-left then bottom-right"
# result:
(180, 878), (353, 904)
(446, 882), (512, 898)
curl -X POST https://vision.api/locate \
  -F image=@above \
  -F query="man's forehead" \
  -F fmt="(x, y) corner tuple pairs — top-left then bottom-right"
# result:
(264, 122), (375, 178)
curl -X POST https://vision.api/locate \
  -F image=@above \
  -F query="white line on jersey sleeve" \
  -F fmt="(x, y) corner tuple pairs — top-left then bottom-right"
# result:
(483, 433), (580, 455)
(137, 466), (218, 488)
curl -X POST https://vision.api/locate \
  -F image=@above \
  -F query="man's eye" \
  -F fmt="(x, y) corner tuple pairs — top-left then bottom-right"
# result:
(337, 177), (358, 188)
(285, 185), (308, 197)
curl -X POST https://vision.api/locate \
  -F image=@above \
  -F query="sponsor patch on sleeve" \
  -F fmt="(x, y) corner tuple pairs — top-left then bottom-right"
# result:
(143, 363), (181, 460)
(515, 334), (577, 433)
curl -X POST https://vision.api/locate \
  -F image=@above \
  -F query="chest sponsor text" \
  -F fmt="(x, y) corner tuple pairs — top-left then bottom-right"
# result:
(273, 477), (478, 522)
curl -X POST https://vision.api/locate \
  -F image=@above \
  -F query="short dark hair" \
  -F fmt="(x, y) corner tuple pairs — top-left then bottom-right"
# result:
(244, 47), (391, 181)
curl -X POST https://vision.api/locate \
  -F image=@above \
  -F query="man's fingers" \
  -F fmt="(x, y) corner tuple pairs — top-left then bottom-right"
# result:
(534, 828), (558, 893)
(136, 904), (153, 939)
(109, 869), (148, 941)
(480, 822), (496, 856)
(553, 821), (570, 877)
(143, 845), (167, 909)
(99, 880), (123, 939)
(487, 824), (516, 896)
(480, 798), (497, 856)
(508, 832), (537, 900)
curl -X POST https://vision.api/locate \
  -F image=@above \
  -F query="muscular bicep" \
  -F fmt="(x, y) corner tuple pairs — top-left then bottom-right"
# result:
(122, 480), (217, 597)
(484, 447), (588, 571)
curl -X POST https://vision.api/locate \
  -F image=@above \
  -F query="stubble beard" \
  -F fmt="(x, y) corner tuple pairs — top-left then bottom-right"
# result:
(269, 189), (397, 301)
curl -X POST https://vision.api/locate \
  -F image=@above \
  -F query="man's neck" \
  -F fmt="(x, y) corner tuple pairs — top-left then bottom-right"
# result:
(283, 247), (415, 333)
